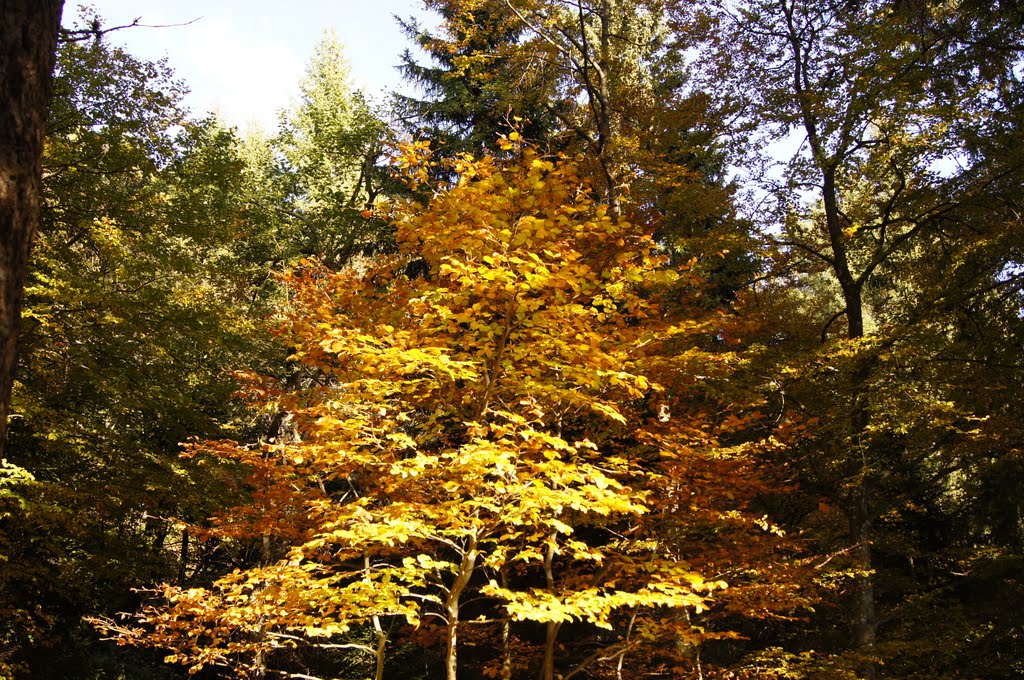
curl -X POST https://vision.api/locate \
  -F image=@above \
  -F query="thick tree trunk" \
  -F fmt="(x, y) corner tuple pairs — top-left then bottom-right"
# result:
(849, 509), (877, 662)
(0, 0), (64, 454)
(821, 171), (878, 678)
(846, 358), (878, 680)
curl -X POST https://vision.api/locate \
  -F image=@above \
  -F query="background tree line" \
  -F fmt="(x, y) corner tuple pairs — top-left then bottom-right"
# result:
(0, 1), (1021, 678)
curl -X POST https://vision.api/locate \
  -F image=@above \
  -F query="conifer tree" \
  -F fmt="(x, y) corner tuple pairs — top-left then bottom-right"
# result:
(394, 0), (562, 164)
(275, 32), (390, 267)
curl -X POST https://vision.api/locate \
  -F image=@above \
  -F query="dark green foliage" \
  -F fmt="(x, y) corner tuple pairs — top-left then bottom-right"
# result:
(393, 0), (563, 161)
(0, 24), (280, 680)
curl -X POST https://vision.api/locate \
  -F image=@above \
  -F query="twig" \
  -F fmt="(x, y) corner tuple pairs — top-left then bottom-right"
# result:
(61, 16), (202, 43)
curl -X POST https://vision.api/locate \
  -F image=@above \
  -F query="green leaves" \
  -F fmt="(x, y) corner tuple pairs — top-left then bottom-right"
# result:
(2, 24), (289, 678)
(273, 32), (390, 268)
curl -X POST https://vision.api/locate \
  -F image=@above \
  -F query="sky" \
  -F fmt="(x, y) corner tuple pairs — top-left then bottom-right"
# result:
(74, 1), (436, 130)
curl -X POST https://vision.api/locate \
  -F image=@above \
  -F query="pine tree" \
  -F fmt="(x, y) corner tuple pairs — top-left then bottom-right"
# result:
(394, 0), (563, 164)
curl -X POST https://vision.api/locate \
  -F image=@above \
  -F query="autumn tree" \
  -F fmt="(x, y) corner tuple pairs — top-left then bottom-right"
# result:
(97, 142), (807, 680)
(400, 0), (693, 219)
(399, 0), (755, 302)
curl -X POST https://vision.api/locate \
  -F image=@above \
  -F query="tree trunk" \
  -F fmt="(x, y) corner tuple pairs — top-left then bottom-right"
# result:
(820, 165), (878, 677)
(846, 358), (878, 680)
(177, 527), (190, 584)
(540, 537), (561, 680)
(365, 554), (388, 680)
(589, 0), (621, 221)
(500, 566), (512, 680)
(372, 613), (387, 680)
(0, 0), (64, 454)
(541, 621), (563, 680)
(445, 536), (478, 680)
(849, 508), (877, 677)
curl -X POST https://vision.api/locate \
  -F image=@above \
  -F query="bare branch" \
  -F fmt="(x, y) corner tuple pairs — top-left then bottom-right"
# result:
(60, 16), (203, 43)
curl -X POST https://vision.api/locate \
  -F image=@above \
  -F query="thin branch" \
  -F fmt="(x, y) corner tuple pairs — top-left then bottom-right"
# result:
(562, 637), (643, 680)
(771, 238), (836, 267)
(811, 544), (859, 570)
(502, 0), (575, 62)
(820, 307), (847, 343)
(60, 16), (203, 43)
(266, 632), (375, 653)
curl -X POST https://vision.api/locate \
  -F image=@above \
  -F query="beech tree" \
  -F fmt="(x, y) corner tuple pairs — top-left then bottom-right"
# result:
(0, 3), (1017, 679)
(403, 0), (755, 301)
(96, 143), (806, 679)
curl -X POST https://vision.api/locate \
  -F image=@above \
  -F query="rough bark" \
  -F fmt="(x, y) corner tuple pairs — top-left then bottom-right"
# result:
(0, 0), (64, 454)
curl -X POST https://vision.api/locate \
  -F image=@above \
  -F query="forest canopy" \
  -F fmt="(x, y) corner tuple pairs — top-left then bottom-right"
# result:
(1, 2), (1022, 679)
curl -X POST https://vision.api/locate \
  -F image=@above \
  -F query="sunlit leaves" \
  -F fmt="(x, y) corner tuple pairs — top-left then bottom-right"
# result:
(108, 147), (730, 677)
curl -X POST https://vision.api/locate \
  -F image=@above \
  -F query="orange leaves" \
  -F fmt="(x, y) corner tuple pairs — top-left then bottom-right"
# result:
(109, 146), (772, 678)
(306, 151), (641, 414)
(257, 147), (718, 660)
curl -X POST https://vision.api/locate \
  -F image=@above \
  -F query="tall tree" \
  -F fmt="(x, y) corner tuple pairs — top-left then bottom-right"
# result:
(101, 145), (800, 680)
(1, 25), (285, 678)
(394, 0), (562, 160)
(0, 0), (64, 452)
(687, 0), (1024, 674)
(497, 0), (670, 218)
(399, 0), (754, 296)
(274, 32), (390, 268)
